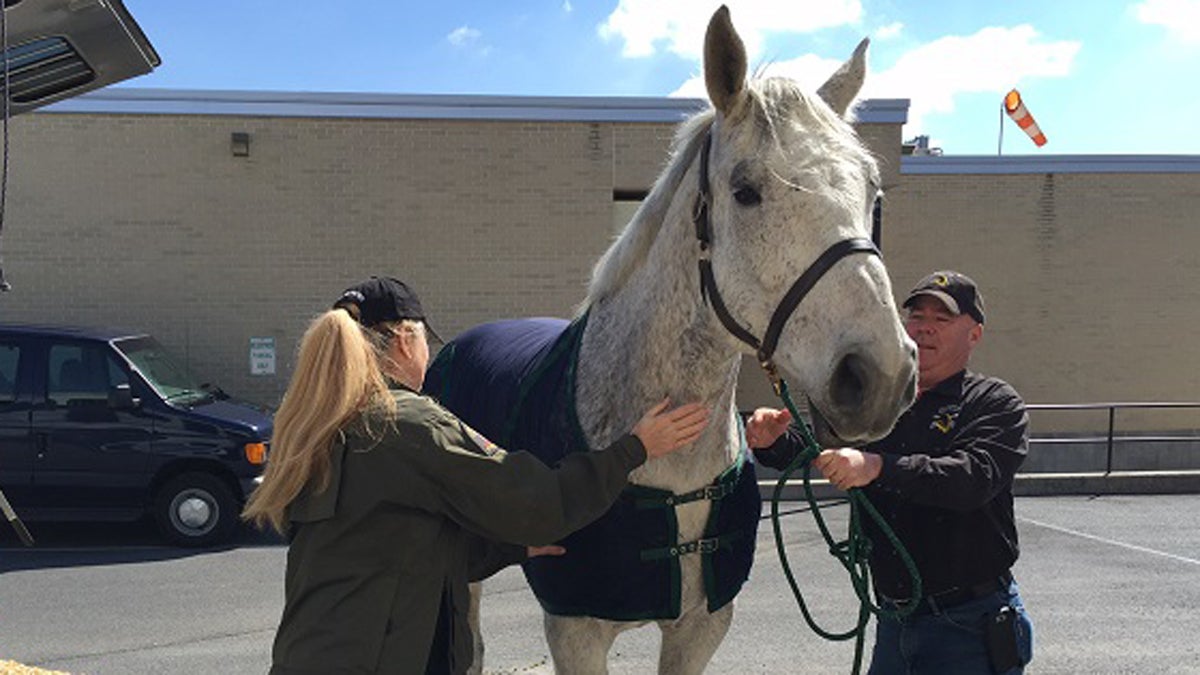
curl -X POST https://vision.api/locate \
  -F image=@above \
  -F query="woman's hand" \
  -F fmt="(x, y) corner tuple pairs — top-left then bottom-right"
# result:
(632, 398), (710, 459)
(527, 544), (566, 558)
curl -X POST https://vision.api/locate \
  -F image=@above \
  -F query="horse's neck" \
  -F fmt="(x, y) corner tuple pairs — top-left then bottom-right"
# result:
(575, 256), (743, 491)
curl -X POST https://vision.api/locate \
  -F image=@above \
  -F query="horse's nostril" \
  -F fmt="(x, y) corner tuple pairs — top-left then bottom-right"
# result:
(830, 353), (868, 410)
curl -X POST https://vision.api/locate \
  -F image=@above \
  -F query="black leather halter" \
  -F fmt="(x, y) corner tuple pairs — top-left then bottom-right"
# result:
(692, 129), (881, 366)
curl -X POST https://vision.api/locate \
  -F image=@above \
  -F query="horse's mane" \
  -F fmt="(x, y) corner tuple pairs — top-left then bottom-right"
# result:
(581, 77), (863, 310)
(580, 109), (714, 311)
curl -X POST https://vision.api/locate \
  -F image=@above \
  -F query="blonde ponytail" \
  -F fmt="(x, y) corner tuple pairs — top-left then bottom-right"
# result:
(243, 309), (394, 533)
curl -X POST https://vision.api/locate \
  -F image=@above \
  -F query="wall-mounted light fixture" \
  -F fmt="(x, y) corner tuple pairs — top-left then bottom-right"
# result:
(231, 132), (251, 157)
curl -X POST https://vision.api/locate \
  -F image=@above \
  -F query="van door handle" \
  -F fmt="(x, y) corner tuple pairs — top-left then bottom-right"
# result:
(35, 432), (49, 459)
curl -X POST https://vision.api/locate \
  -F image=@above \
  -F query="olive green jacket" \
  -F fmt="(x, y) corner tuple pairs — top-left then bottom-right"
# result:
(268, 386), (646, 675)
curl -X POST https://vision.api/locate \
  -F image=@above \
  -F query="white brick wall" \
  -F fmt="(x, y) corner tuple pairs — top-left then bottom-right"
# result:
(2, 108), (1195, 435)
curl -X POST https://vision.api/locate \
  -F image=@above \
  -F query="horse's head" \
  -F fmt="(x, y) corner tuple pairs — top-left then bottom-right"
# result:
(698, 6), (917, 446)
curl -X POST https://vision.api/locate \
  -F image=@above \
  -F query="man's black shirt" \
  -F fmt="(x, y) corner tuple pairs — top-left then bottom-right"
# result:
(755, 369), (1029, 599)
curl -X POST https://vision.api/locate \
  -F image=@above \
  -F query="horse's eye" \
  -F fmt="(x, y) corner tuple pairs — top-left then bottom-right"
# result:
(733, 186), (761, 206)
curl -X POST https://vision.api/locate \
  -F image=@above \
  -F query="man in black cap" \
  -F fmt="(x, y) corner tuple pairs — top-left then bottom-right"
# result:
(747, 270), (1034, 674)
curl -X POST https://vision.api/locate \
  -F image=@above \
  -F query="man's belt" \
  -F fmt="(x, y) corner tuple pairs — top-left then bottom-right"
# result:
(883, 570), (1013, 616)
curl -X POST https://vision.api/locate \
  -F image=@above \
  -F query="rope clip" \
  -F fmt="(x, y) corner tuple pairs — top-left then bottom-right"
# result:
(760, 359), (782, 396)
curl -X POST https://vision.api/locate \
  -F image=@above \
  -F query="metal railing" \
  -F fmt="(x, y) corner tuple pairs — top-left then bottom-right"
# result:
(1027, 402), (1200, 474)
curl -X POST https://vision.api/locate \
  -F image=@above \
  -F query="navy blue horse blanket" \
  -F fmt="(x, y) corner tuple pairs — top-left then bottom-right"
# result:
(423, 316), (760, 620)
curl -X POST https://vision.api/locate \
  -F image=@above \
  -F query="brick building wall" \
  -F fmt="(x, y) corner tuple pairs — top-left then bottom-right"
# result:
(0, 92), (906, 409)
(1, 91), (1196, 439)
(885, 160), (1200, 433)
(3, 114), (629, 406)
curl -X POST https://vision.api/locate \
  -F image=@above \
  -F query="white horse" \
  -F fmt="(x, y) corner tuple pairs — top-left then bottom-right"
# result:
(435, 6), (918, 673)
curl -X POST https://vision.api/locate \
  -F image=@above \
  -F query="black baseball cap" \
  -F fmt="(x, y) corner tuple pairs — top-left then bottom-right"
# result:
(333, 276), (442, 342)
(903, 270), (986, 324)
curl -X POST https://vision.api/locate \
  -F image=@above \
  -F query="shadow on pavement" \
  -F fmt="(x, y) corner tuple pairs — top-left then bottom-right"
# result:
(0, 518), (284, 573)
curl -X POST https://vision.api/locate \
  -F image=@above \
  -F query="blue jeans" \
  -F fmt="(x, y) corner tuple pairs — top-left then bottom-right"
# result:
(867, 579), (1033, 675)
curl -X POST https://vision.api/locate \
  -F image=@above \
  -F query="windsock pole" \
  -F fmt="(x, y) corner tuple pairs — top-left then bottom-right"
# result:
(1003, 89), (1047, 148)
(998, 104), (1005, 155)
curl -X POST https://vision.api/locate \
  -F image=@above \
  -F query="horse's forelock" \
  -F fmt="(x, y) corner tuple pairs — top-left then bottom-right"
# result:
(748, 78), (877, 219)
(581, 77), (868, 313)
(749, 78), (867, 158)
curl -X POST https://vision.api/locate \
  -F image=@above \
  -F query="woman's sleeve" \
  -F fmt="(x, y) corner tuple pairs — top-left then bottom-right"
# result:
(390, 409), (647, 546)
(466, 535), (527, 582)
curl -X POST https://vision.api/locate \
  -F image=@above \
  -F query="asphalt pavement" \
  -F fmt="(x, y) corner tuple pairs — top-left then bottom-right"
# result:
(2, 494), (1198, 674)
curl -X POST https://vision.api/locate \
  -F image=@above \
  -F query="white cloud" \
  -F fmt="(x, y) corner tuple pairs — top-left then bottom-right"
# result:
(447, 26), (482, 47)
(862, 25), (1080, 135)
(1134, 0), (1200, 43)
(669, 52), (845, 98)
(874, 22), (903, 40)
(669, 23), (1079, 144)
(600, 0), (862, 60)
(563, 0), (574, 12)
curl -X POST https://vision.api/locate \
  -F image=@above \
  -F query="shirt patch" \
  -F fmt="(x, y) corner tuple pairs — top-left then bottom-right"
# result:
(461, 422), (501, 456)
(930, 404), (961, 434)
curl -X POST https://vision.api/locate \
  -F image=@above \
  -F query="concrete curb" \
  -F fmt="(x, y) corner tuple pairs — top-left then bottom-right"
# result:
(760, 470), (1200, 501)
(1012, 470), (1200, 496)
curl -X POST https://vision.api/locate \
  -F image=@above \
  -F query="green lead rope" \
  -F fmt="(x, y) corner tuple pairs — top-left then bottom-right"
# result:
(768, 377), (923, 675)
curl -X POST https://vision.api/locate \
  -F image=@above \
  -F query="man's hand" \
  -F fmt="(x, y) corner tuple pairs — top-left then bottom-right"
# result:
(813, 448), (882, 491)
(745, 407), (792, 449)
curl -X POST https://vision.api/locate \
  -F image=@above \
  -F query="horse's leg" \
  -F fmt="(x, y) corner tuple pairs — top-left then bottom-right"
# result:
(465, 581), (484, 675)
(656, 602), (733, 675)
(544, 613), (624, 675)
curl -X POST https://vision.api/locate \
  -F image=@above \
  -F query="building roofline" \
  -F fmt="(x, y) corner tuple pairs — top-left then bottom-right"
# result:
(903, 154), (1200, 174)
(37, 87), (909, 125)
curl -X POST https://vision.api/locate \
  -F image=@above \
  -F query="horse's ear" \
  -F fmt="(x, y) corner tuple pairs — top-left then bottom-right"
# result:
(704, 5), (747, 116)
(817, 38), (869, 117)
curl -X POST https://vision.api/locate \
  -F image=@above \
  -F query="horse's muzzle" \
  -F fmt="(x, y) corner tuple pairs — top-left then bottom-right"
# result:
(816, 346), (917, 446)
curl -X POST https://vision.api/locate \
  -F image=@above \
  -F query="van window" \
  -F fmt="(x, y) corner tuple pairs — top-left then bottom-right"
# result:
(0, 342), (19, 402)
(113, 336), (209, 405)
(47, 343), (129, 406)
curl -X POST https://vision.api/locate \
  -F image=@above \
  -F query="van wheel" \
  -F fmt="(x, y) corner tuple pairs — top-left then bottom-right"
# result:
(154, 472), (238, 547)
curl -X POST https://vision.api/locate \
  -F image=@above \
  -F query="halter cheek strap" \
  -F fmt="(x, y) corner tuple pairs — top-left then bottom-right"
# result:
(692, 128), (881, 367)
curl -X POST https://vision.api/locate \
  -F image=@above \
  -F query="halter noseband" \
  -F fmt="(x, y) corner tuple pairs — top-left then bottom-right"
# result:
(692, 129), (881, 369)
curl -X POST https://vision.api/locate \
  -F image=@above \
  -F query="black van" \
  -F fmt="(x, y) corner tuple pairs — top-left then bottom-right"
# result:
(0, 324), (272, 546)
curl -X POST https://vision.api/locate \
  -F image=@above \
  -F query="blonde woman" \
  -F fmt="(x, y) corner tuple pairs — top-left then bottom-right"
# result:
(244, 276), (709, 675)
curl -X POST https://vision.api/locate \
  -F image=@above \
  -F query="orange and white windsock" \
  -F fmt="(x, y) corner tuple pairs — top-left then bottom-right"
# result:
(1004, 89), (1046, 147)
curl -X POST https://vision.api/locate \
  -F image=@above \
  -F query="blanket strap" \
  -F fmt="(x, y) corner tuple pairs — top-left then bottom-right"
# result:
(639, 531), (742, 561)
(632, 402), (750, 510)
(633, 480), (734, 506)
(634, 481), (737, 509)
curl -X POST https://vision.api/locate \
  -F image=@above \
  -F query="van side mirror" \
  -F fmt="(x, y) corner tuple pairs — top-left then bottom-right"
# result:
(108, 383), (141, 409)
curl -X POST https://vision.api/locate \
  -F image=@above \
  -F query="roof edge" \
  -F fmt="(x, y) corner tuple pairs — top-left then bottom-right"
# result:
(903, 155), (1200, 174)
(37, 87), (909, 125)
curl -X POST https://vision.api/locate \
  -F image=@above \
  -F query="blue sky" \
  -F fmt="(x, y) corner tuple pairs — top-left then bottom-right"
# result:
(119, 0), (1200, 155)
